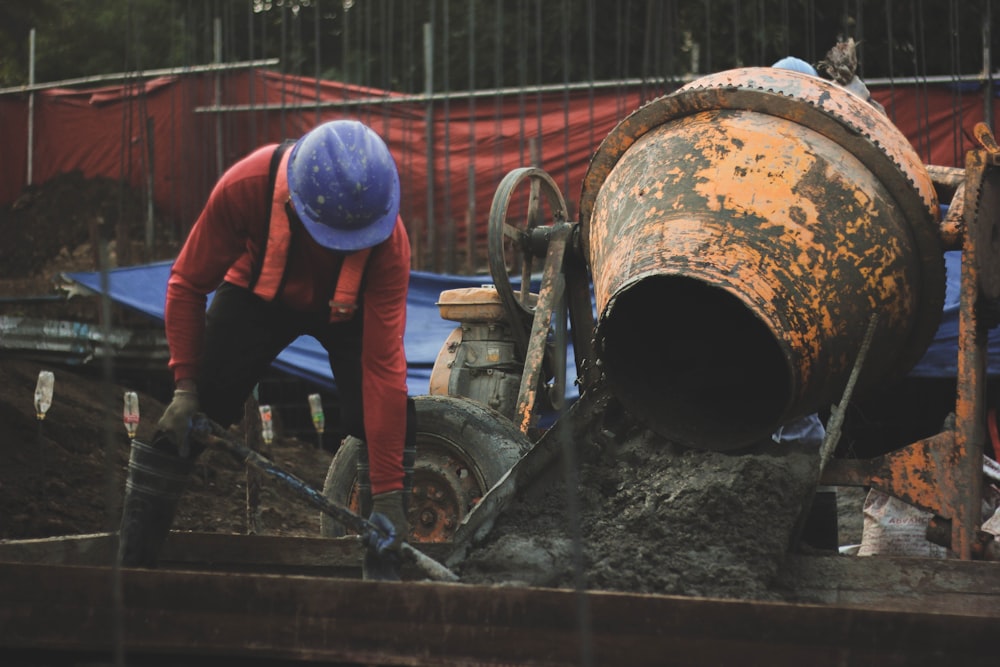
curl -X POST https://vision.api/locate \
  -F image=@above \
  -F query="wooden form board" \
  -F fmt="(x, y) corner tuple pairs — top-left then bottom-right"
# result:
(0, 560), (996, 666)
(0, 533), (996, 666)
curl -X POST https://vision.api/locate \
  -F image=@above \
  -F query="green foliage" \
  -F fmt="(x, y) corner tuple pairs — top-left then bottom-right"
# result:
(0, 0), (993, 90)
(0, 0), (190, 86)
(0, 0), (57, 85)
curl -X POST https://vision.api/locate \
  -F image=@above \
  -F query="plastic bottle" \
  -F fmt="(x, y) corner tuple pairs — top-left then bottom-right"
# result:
(258, 404), (274, 444)
(34, 371), (54, 420)
(308, 393), (325, 434)
(123, 391), (140, 437)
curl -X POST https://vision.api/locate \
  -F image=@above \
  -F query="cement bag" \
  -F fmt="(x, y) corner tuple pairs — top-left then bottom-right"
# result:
(858, 457), (1000, 557)
(982, 456), (1000, 546)
(857, 490), (950, 558)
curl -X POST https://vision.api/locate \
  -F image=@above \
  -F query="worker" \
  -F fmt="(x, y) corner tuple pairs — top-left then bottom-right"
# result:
(771, 56), (818, 76)
(117, 119), (412, 581)
(774, 44), (886, 115)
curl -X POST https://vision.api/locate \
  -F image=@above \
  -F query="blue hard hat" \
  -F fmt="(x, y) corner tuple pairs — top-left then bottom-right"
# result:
(771, 56), (818, 77)
(287, 120), (400, 252)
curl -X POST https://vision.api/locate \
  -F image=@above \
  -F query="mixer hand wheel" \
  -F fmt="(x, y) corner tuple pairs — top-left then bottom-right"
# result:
(487, 167), (570, 341)
(487, 167), (572, 425)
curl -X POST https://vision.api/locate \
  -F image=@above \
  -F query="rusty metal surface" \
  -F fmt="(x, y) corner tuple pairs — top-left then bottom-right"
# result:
(1, 559), (997, 666)
(408, 442), (487, 543)
(428, 325), (462, 396)
(580, 67), (940, 246)
(565, 226), (601, 392)
(821, 142), (1000, 560)
(965, 132), (1000, 299)
(576, 67), (945, 450)
(926, 163), (965, 250)
(513, 223), (571, 433)
(938, 181), (965, 250)
(926, 164), (967, 191)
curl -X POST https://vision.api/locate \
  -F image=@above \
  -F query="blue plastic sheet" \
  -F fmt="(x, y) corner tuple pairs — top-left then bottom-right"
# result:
(64, 262), (571, 397)
(64, 250), (1000, 401)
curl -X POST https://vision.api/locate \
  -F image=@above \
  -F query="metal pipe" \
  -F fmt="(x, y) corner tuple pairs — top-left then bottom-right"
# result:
(984, 5), (994, 130)
(190, 72), (998, 114)
(214, 18), (224, 181)
(0, 59), (279, 96)
(423, 21), (436, 271)
(26, 29), (35, 186)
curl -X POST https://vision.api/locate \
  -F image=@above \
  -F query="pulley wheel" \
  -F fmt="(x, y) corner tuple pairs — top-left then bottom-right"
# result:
(487, 167), (570, 333)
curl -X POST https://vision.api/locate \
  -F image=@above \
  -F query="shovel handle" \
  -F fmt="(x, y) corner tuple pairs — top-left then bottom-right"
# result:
(190, 414), (459, 583)
(400, 543), (459, 582)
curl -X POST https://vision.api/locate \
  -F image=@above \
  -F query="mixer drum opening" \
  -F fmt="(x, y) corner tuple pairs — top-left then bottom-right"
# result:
(597, 275), (789, 451)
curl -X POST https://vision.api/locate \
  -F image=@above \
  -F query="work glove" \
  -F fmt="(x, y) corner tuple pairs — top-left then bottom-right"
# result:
(368, 490), (408, 553)
(155, 389), (199, 458)
(363, 490), (408, 581)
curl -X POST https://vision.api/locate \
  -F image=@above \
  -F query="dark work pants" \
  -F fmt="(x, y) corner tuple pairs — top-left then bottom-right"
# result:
(197, 281), (366, 439)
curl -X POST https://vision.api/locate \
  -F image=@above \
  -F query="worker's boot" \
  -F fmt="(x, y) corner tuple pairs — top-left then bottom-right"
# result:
(360, 399), (415, 581)
(117, 438), (194, 568)
(402, 397), (417, 515)
(358, 441), (400, 581)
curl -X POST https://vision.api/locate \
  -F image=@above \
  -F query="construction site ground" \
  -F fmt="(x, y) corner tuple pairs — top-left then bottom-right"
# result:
(0, 173), (864, 577)
(1, 175), (997, 666)
(0, 173), (330, 545)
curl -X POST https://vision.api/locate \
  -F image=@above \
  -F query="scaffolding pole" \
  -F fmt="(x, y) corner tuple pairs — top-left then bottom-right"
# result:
(0, 59), (280, 97)
(26, 29), (35, 186)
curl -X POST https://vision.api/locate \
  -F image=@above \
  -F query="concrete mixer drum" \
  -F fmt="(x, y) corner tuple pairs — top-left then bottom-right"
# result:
(578, 66), (946, 452)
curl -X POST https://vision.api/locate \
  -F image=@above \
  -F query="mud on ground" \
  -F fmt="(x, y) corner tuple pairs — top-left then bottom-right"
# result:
(0, 358), (332, 541)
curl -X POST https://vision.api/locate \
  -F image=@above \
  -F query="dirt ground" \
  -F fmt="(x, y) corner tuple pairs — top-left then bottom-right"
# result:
(0, 173), (865, 600)
(0, 173), (332, 544)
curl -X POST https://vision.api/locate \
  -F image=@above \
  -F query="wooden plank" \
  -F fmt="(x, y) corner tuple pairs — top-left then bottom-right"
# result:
(1, 533), (997, 611)
(0, 562), (995, 666)
(0, 531), (454, 581)
(0, 532), (365, 576)
(0, 532), (115, 566)
(776, 553), (1000, 615)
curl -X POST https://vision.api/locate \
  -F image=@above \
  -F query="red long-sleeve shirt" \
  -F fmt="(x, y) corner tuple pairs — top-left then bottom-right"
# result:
(165, 144), (410, 493)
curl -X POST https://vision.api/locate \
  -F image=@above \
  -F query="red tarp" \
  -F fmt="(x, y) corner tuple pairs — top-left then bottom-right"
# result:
(0, 69), (994, 271)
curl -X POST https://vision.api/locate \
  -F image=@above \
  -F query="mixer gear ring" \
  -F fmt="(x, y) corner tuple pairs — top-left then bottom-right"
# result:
(969, 123), (1000, 300)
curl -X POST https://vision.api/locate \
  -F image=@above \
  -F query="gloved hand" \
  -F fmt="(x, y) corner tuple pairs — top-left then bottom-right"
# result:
(156, 389), (199, 457)
(367, 490), (408, 555)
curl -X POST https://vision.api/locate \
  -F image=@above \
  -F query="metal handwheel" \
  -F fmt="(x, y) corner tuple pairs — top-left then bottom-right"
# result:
(487, 167), (571, 345)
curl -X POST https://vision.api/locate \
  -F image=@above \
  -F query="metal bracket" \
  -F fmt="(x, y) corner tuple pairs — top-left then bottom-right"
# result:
(821, 139), (1000, 560)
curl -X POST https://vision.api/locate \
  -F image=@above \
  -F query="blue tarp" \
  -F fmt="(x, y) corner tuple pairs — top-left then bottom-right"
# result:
(64, 250), (1000, 398)
(907, 250), (1000, 378)
(64, 262), (556, 397)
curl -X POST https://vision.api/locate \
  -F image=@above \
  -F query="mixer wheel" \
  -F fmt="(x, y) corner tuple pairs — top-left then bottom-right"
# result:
(320, 394), (531, 543)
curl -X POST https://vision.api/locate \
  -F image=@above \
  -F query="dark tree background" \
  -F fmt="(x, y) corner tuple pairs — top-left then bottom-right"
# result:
(0, 1), (993, 91)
